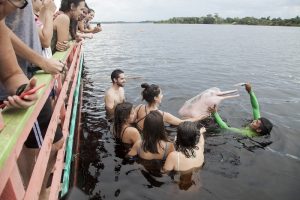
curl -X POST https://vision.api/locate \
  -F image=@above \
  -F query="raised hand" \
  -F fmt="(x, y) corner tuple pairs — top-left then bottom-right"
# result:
(208, 104), (217, 114)
(200, 127), (206, 134)
(245, 83), (252, 93)
(42, 0), (57, 13)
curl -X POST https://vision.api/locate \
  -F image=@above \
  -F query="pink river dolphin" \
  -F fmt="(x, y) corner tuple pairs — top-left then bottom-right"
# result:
(178, 87), (239, 118)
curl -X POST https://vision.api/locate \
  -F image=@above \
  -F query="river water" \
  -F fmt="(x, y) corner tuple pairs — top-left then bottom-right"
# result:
(77, 24), (300, 200)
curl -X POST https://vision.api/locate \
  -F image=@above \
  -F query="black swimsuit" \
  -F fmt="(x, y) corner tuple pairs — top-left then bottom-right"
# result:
(120, 126), (129, 141)
(135, 105), (164, 133)
(135, 105), (148, 132)
(137, 142), (169, 161)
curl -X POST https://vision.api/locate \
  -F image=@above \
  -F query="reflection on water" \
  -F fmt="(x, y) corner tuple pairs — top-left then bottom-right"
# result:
(77, 24), (300, 200)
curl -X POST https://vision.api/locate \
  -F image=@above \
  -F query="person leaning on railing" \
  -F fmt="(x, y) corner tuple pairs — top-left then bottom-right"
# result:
(78, 6), (101, 34)
(3, 0), (65, 195)
(52, 0), (86, 53)
(0, 0), (38, 109)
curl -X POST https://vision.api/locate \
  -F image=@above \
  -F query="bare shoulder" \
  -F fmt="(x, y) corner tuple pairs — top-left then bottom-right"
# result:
(135, 104), (143, 111)
(54, 14), (70, 28)
(164, 151), (177, 166)
(167, 150), (177, 159)
(105, 87), (114, 97)
(55, 14), (69, 24)
(126, 126), (139, 134)
(168, 142), (175, 152)
(56, 13), (69, 21)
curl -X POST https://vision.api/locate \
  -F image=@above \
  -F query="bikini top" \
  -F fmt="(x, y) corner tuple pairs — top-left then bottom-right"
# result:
(137, 142), (169, 161)
(135, 105), (164, 133)
(120, 126), (129, 141)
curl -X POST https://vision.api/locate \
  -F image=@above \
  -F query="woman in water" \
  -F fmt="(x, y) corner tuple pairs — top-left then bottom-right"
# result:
(163, 121), (206, 172)
(128, 110), (175, 161)
(113, 102), (141, 145)
(135, 83), (208, 132)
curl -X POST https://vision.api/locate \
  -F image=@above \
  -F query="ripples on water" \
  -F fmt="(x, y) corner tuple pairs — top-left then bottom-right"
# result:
(77, 24), (300, 200)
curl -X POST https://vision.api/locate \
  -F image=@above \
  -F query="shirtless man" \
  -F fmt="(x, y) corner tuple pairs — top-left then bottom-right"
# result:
(104, 69), (126, 118)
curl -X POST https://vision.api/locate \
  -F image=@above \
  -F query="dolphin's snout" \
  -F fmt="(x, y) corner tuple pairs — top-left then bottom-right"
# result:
(216, 89), (238, 96)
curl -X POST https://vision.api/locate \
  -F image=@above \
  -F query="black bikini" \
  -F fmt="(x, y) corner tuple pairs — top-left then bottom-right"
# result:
(135, 105), (164, 133)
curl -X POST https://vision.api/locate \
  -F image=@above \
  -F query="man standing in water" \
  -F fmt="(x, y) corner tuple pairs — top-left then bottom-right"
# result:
(105, 69), (126, 118)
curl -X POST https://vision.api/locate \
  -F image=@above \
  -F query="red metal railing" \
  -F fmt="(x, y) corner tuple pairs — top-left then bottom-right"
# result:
(0, 42), (83, 200)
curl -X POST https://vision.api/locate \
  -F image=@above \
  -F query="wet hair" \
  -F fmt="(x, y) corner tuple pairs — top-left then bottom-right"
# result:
(60, 0), (85, 13)
(141, 83), (160, 104)
(69, 19), (78, 39)
(259, 117), (273, 135)
(176, 121), (200, 158)
(113, 102), (133, 140)
(111, 69), (124, 83)
(142, 110), (168, 154)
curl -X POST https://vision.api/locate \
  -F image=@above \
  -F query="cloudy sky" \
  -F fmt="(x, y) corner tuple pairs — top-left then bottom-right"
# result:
(64, 0), (300, 21)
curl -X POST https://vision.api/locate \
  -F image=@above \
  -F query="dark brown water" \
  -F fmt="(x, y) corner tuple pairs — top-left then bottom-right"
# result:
(77, 24), (300, 200)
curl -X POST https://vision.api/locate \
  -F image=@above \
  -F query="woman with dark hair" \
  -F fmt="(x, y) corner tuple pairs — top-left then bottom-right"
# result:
(135, 83), (208, 132)
(113, 102), (140, 145)
(163, 121), (206, 172)
(128, 110), (175, 160)
(51, 0), (86, 52)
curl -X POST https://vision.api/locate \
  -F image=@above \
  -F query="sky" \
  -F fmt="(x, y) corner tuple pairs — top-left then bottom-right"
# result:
(57, 0), (300, 22)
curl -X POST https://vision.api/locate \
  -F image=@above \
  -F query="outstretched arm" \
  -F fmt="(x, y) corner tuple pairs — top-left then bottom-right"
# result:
(9, 28), (63, 75)
(212, 111), (229, 129)
(163, 112), (208, 126)
(208, 105), (229, 129)
(127, 141), (139, 157)
(245, 83), (260, 120)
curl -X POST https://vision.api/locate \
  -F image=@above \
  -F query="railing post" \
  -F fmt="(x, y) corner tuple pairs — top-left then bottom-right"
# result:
(0, 162), (25, 200)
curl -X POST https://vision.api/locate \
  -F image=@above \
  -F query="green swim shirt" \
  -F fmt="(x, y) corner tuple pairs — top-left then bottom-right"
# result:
(213, 90), (261, 137)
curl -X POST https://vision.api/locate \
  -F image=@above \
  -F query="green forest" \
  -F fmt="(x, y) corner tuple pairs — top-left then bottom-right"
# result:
(155, 14), (300, 27)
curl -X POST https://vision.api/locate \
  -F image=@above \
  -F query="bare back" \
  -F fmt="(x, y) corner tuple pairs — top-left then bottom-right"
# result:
(128, 140), (175, 160)
(164, 133), (205, 172)
(135, 104), (167, 132)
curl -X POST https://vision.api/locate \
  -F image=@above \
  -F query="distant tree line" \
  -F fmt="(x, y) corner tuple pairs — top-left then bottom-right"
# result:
(155, 14), (300, 27)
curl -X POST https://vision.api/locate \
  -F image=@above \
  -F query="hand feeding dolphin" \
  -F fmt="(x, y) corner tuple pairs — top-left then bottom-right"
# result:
(179, 87), (239, 118)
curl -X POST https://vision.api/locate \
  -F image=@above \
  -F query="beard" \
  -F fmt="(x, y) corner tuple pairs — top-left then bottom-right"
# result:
(117, 82), (124, 87)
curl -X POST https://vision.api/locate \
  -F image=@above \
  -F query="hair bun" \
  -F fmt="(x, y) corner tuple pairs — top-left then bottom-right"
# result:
(141, 83), (149, 89)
